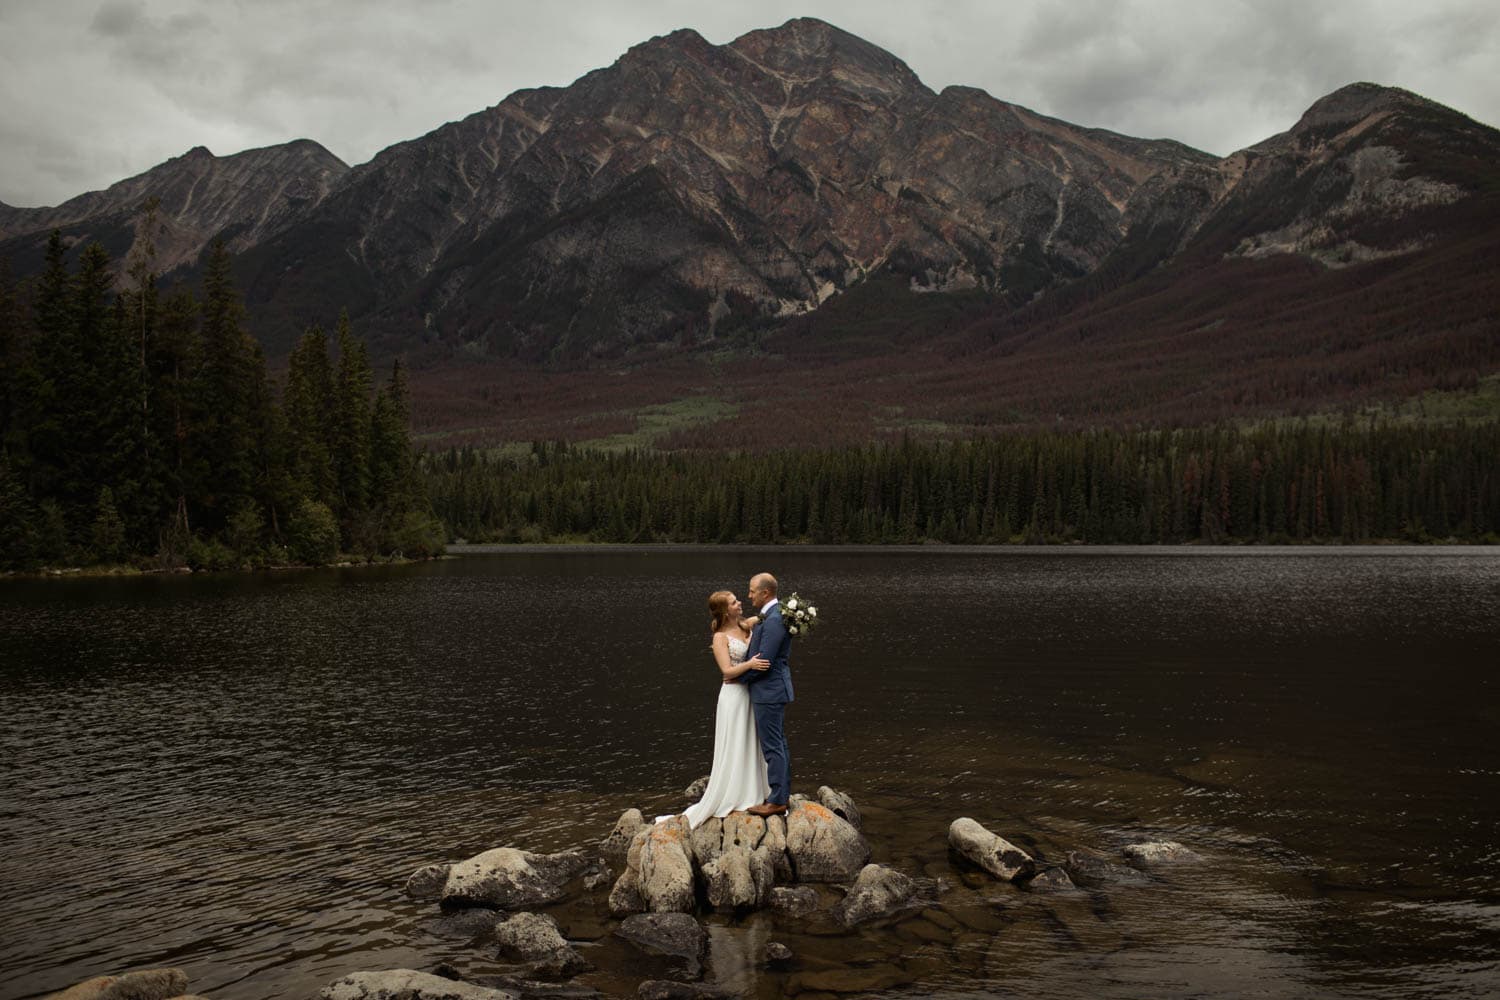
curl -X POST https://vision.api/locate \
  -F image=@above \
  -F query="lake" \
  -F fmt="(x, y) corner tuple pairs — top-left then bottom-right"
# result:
(1, 547), (1498, 999)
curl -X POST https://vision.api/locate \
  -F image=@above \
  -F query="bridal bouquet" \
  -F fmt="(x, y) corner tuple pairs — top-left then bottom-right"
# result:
(781, 593), (820, 637)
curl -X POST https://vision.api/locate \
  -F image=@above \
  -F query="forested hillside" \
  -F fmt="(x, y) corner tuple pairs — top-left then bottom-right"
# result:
(0, 233), (441, 572)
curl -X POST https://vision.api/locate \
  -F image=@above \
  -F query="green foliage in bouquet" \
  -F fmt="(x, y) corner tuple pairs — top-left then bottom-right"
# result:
(781, 592), (820, 637)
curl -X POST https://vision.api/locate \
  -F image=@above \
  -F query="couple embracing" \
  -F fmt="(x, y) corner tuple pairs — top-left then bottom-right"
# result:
(682, 572), (793, 827)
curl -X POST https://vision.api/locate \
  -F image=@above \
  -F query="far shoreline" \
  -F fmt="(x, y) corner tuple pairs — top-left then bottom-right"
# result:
(447, 541), (1500, 557)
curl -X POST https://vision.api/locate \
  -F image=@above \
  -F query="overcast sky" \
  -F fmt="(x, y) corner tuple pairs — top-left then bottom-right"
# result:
(1, 0), (1496, 207)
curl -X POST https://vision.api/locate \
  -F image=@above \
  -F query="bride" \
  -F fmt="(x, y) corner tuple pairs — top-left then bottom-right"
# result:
(683, 590), (772, 828)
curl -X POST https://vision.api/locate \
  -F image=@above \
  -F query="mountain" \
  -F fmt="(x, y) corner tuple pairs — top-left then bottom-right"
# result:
(0, 139), (347, 280)
(1, 19), (1496, 438)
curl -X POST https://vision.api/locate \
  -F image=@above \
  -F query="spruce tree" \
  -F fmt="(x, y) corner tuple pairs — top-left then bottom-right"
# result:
(332, 310), (372, 542)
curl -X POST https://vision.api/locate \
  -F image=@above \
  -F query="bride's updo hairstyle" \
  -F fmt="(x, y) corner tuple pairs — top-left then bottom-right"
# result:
(708, 590), (735, 633)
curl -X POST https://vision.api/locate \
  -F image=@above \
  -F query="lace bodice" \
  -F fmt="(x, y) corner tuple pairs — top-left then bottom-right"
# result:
(726, 634), (749, 664)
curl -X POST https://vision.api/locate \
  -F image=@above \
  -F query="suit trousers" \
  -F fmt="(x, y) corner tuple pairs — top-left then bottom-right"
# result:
(752, 701), (790, 805)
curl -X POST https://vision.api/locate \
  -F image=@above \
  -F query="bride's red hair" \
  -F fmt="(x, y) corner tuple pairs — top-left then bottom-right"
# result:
(708, 590), (735, 633)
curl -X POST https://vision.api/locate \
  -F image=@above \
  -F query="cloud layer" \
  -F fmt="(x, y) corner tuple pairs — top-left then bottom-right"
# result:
(2, 0), (1496, 206)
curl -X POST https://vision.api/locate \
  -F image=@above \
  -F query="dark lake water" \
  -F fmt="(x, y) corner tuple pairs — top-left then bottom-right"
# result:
(2, 547), (1498, 1000)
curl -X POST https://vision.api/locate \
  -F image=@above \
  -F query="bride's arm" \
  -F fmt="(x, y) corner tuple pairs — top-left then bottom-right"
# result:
(712, 633), (757, 683)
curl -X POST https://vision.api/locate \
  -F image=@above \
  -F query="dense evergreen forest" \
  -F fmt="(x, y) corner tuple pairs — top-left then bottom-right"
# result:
(425, 424), (1499, 545)
(0, 230), (442, 572)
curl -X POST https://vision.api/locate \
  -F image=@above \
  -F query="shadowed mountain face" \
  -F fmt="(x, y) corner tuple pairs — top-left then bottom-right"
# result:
(1, 19), (1496, 373)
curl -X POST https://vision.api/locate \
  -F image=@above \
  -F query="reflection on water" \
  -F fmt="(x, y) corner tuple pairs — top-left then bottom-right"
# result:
(1, 548), (1498, 999)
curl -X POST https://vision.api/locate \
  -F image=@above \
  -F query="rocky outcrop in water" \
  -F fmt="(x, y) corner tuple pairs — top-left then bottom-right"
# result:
(46, 969), (192, 1000)
(832, 864), (917, 926)
(319, 970), (518, 1000)
(493, 912), (589, 978)
(441, 847), (593, 909)
(615, 913), (708, 979)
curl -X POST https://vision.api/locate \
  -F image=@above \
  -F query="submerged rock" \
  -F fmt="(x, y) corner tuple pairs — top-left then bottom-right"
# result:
(49, 969), (190, 1000)
(614, 913), (708, 979)
(494, 912), (590, 978)
(636, 982), (735, 1000)
(770, 885), (820, 917)
(1063, 849), (1154, 888)
(319, 970), (518, 1000)
(1123, 840), (1201, 867)
(948, 818), (1035, 882)
(785, 801), (870, 882)
(1022, 866), (1078, 892)
(764, 941), (794, 965)
(834, 864), (917, 926)
(682, 775), (711, 799)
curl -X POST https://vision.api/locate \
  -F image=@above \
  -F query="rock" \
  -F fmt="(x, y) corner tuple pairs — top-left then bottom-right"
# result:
(948, 818), (1035, 882)
(614, 913), (707, 979)
(816, 786), (862, 830)
(687, 812), (759, 868)
(494, 912), (589, 978)
(405, 863), (453, 900)
(769, 885), (820, 917)
(49, 970), (191, 1000)
(682, 775), (711, 799)
(833, 864), (917, 926)
(1063, 850), (1154, 888)
(784, 801), (870, 882)
(762, 814), (793, 883)
(1123, 840), (1201, 867)
(1023, 867), (1078, 892)
(764, 942), (794, 964)
(583, 867), (613, 892)
(441, 848), (591, 909)
(423, 907), (505, 940)
(608, 867), (648, 917)
(318, 970), (519, 1000)
(638, 817), (697, 913)
(601, 809), (650, 862)
(701, 845), (776, 910)
(637, 983), (736, 1000)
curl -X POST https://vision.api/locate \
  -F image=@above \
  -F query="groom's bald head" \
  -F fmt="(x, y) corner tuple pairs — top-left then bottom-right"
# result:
(749, 573), (778, 605)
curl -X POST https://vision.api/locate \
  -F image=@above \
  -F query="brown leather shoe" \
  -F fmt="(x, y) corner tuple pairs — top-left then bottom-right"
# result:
(747, 802), (788, 817)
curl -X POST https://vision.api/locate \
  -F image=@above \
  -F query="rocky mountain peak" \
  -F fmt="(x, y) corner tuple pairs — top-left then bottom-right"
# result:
(728, 17), (927, 100)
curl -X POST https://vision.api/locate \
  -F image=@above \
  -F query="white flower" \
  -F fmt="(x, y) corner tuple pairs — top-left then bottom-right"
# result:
(789, 625), (800, 635)
(809, 607), (817, 618)
(786, 598), (799, 611)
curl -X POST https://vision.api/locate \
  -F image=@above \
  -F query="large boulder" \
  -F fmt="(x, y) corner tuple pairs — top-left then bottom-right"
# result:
(441, 848), (591, 909)
(494, 912), (589, 978)
(816, 787), (862, 831)
(601, 809), (650, 862)
(701, 845), (776, 910)
(48, 970), (190, 1000)
(948, 819), (1035, 882)
(638, 817), (697, 913)
(784, 802), (870, 882)
(614, 913), (708, 979)
(688, 812), (774, 868)
(833, 864), (917, 926)
(318, 970), (518, 1000)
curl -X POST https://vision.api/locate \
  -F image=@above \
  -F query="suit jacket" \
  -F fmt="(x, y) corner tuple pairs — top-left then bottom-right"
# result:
(743, 603), (794, 704)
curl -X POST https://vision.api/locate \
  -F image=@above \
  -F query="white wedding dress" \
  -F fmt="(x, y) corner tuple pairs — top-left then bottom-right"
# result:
(683, 634), (771, 828)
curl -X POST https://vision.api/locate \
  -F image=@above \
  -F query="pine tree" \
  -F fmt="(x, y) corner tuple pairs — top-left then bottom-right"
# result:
(332, 310), (372, 537)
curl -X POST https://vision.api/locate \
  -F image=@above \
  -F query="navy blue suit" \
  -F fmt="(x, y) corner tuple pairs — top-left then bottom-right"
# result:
(742, 601), (793, 805)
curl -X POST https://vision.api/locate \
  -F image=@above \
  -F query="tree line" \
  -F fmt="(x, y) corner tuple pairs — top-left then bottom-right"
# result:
(424, 422), (1499, 545)
(0, 228), (442, 572)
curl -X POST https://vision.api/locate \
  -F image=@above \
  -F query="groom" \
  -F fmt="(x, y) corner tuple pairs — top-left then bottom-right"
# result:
(742, 572), (793, 817)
